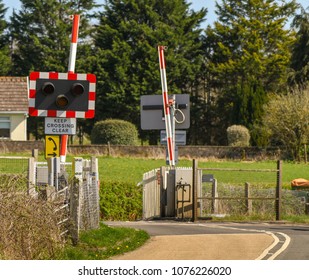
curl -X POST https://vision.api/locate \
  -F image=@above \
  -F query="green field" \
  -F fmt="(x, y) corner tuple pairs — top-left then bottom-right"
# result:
(1, 154), (309, 225)
(1, 154), (308, 188)
(96, 157), (307, 188)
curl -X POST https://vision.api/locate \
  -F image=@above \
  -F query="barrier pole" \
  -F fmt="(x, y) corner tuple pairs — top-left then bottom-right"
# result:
(158, 46), (174, 167)
(60, 14), (80, 163)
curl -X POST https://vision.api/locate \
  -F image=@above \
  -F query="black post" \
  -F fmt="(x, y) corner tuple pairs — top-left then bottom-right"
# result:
(192, 159), (198, 222)
(275, 160), (282, 221)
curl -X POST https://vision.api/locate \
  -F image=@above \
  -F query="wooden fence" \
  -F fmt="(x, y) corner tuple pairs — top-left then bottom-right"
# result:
(142, 168), (161, 220)
(192, 160), (283, 221)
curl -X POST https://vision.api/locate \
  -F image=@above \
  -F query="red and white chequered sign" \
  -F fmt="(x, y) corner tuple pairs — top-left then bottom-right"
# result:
(28, 71), (96, 118)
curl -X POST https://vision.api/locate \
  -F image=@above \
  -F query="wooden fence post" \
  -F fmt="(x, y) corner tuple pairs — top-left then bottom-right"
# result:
(275, 160), (282, 221)
(32, 149), (38, 161)
(160, 166), (167, 217)
(91, 156), (100, 229)
(27, 157), (37, 197)
(70, 178), (81, 245)
(212, 179), (218, 214)
(245, 182), (252, 214)
(70, 157), (83, 245)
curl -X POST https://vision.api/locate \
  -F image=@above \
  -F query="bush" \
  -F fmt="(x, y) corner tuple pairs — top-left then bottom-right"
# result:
(91, 119), (139, 145)
(0, 188), (65, 259)
(100, 180), (143, 221)
(227, 125), (250, 146)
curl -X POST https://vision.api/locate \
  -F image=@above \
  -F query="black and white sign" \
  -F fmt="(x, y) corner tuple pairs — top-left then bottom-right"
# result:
(45, 117), (76, 135)
(140, 94), (190, 130)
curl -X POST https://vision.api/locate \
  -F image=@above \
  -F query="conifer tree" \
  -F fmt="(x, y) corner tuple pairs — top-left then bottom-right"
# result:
(91, 0), (206, 141)
(9, 0), (97, 139)
(10, 0), (97, 75)
(289, 5), (309, 90)
(0, 0), (11, 75)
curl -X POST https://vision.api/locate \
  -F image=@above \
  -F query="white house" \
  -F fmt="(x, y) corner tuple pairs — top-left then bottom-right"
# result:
(0, 77), (28, 140)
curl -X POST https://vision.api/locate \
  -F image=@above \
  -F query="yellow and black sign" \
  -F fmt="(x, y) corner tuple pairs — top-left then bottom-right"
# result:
(45, 135), (60, 159)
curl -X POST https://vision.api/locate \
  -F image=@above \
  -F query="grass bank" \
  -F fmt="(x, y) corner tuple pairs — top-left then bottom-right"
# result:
(60, 223), (149, 260)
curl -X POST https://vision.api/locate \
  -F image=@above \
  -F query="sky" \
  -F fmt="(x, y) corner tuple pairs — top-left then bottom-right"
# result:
(2, 0), (309, 27)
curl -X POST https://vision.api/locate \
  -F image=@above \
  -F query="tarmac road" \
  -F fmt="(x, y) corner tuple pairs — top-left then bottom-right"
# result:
(104, 220), (301, 260)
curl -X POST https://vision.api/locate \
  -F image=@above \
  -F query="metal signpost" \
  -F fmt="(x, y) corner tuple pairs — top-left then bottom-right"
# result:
(25, 15), (100, 240)
(28, 14), (96, 163)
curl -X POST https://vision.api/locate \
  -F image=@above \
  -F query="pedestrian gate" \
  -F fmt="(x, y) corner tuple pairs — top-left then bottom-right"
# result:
(142, 167), (203, 220)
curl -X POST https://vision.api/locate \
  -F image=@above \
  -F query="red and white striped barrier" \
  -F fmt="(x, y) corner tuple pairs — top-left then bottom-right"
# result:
(61, 14), (80, 163)
(158, 46), (175, 166)
(68, 14), (80, 73)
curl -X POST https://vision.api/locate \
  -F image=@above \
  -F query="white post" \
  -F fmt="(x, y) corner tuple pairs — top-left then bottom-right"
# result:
(172, 94), (176, 164)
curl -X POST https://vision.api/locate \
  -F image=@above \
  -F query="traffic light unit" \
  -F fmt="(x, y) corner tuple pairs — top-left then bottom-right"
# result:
(28, 71), (96, 118)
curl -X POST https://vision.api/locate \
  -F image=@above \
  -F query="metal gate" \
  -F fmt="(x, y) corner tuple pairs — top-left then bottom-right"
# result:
(142, 167), (202, 220)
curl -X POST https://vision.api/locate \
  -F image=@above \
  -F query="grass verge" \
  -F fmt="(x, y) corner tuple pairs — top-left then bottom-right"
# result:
(207, 214), (309, 224)
(59, 223), (149, 260)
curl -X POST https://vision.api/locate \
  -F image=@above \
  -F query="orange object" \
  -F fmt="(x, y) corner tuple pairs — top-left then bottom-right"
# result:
(291, 178), (309, 187)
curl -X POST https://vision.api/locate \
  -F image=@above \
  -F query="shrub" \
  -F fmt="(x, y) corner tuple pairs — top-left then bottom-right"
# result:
(0, 188), (65, 259)
(91, 119), (139, 145)
(260, 90), (309, 161)
(99, 180), (143, 221)
(227, 125), (250, 146)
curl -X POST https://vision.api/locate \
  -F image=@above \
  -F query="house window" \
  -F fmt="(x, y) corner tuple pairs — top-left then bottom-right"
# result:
(0, 117), (10, 138)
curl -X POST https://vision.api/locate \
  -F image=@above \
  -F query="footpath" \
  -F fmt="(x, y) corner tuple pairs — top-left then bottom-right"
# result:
(112, 233), (274, 260)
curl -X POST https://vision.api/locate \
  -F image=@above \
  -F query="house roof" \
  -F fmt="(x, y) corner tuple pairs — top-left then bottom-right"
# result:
(0, 77), (28, 113)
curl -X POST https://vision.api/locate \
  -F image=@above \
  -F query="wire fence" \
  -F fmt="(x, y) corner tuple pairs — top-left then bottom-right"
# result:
(194, 160), (283, 220)
(0, 156), (29, 174)
(0, 156), (30, 190)
(199, 183), (306, 218)
(0, 156), (100, 248)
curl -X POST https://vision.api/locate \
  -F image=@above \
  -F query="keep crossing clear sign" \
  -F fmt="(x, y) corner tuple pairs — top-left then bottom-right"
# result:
(45, 117), (77, 135)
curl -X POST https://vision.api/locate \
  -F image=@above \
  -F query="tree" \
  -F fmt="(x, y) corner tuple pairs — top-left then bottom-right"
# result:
(204, 0), (297, 144)
(261, 90), (309, 160)
(0, 0), (11, 75)
(91, 0), (206, 143)
(10, 0), (97, 75)
(9, 0), (97, 139)
(289, 5), (309, 90)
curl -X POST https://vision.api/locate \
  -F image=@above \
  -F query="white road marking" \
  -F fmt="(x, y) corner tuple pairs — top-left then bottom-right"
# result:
(199, 223), (291, 260)
(267, 232), (291, 260)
